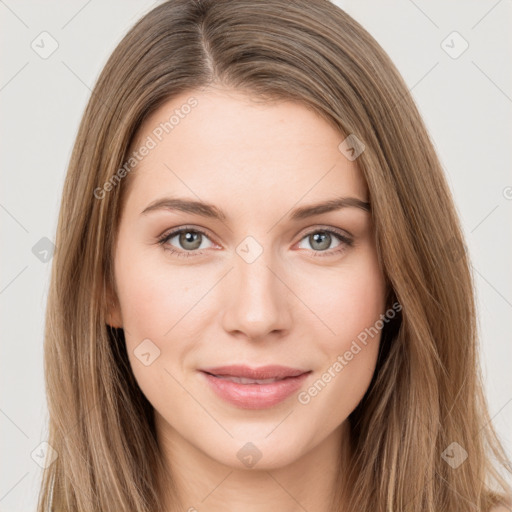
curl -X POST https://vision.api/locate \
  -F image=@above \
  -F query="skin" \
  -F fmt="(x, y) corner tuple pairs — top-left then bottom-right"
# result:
(108, 87), (387, 512)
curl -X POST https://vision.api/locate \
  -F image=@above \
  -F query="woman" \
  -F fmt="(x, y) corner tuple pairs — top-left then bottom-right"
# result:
(38, 0), (512, 510)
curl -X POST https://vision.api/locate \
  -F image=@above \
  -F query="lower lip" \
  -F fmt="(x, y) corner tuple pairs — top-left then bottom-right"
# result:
(200, 371), (311, 409)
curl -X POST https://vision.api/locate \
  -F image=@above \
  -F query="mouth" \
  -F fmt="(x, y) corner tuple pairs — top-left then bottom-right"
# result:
(204, 375), (294, 385)
(198, 365), (312, 409)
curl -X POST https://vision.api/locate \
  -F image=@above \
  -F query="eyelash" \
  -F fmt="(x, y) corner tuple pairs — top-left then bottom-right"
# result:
(156, 225), (354, 259)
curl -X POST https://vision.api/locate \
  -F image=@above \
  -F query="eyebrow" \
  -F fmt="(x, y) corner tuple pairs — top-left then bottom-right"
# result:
(141, 196), (371, 221)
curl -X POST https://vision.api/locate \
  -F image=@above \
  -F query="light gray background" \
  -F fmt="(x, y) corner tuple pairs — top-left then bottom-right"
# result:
(1, 1), (511, 510)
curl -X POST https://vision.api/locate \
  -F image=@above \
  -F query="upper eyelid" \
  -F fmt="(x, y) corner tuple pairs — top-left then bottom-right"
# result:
(296, 224), (353, 240)
(159, 225), (353, 248)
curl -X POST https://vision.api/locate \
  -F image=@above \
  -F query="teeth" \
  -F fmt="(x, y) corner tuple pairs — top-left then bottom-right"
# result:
(217, 376), (283, 385)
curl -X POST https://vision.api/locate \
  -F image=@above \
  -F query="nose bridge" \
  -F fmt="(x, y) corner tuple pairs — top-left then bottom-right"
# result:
(221, 236), (291, 339)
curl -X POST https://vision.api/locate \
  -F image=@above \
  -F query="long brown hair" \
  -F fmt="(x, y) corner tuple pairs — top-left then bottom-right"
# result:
(38, 0), (512, 510)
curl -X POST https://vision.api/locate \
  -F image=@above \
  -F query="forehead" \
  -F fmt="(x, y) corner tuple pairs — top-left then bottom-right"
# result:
(124, 88), (368, 209)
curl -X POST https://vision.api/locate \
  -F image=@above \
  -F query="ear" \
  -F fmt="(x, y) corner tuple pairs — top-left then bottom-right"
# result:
(105, 285), (123, 329)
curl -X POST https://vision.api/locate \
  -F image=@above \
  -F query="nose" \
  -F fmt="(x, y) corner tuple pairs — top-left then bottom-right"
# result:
(220, 248), (293, 342)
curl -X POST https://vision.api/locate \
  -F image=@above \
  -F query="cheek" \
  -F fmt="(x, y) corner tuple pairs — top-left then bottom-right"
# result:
(295, 248), (386, 408)
(296, 263), (386, 425)
(113, 249), (201, 407)
(306, 255), (386, 354)
(114, 247), (205, 340)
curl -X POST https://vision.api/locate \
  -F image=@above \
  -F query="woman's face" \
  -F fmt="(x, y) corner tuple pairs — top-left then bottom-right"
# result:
(110, 87), (387, 470)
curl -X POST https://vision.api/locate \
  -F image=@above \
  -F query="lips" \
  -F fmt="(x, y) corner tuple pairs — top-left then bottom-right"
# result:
(199, 364), (312, 409)
(213, 375), (284, 385)
(200, 364), (309, 380)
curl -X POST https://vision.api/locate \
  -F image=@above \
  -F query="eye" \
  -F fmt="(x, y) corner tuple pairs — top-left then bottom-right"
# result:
(157, 227), (215, 257)
(157, 226), (354, 259)
(296, 228), (353, 257)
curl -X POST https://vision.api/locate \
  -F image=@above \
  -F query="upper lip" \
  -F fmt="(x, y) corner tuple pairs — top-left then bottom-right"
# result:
(200, 365), (310, 380)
